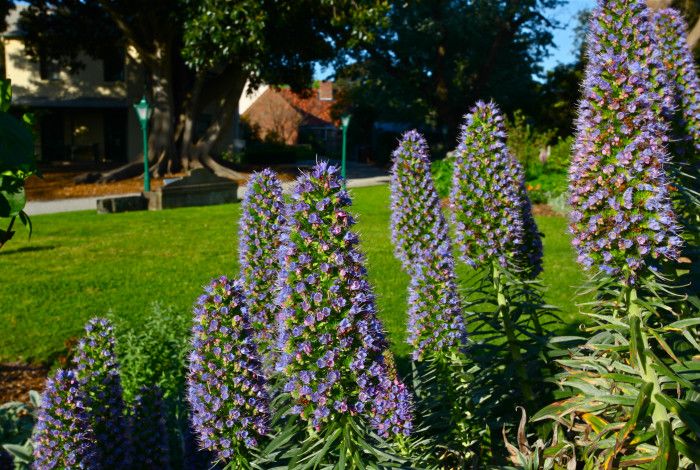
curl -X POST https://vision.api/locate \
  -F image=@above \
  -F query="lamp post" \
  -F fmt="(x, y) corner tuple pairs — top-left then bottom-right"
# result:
(133, 96), (152, 192)
(340, 114), (351, 186)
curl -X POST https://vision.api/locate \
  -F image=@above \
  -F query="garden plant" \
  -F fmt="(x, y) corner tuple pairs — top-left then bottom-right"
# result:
(12, 0), (700, 468)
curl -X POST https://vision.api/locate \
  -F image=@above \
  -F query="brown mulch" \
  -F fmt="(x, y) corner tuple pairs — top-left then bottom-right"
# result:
(25, 166), (300, 202)
(0, 363), (48, 403)
(532, 204), (558, 216)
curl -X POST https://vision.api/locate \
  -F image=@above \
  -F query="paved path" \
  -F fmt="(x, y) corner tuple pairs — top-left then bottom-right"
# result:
(25, 173), (390, 216)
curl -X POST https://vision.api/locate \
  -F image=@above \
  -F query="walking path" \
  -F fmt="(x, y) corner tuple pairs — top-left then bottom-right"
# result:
(25, 171), (390, 216)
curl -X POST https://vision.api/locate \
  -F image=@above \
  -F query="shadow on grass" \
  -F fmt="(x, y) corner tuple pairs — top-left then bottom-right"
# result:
(0, 245), (56, 255)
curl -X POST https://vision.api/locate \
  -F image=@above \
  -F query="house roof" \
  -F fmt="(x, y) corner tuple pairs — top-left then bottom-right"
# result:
(277, 87), (337, 128)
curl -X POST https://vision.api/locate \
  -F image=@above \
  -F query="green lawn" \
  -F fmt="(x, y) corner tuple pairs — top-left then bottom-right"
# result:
(0, 185), (587, 363)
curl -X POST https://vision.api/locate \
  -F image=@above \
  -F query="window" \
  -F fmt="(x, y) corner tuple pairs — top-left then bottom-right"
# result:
(39, 54), (60, 80)
(0, 41), (5, 80)
(103, 49), (125, 82)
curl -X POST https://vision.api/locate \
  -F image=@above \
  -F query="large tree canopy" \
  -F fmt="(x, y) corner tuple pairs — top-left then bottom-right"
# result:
(335, 0), (561, 154)
(17, 0), (387, 180)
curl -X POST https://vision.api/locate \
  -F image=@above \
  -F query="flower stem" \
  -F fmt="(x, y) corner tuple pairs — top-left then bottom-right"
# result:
(492, 263), (534, 403)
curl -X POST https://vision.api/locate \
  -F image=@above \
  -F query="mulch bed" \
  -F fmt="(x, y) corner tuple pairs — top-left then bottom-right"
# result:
(25, 165), (300, 202)
(0, 363), (48, 403)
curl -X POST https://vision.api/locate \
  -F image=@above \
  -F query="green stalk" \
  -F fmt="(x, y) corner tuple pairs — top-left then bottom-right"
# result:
(492, 263), (534, 403)
(626, 287), (668, 425)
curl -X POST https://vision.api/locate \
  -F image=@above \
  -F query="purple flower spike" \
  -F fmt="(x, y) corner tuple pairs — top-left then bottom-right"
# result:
(569, 0), (681, 281)
(390, 130), (451, 270)
(33, 369), (99, 469)
(239, 169), (286, 359)
(73, 317), (133, 468)
(276, 162), (412, 437)
(653, 8), (700, 157)
(187, 276), (271, 461)
(389, 130), (466, 359)
(450, 101), (543, 276)
(131, 385), (171, 469)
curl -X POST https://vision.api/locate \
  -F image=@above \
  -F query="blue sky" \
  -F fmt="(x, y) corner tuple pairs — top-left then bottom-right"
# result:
(542, 0), (596, 70)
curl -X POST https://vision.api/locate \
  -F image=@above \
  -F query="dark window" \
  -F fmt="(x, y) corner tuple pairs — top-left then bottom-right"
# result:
(103, 49), (125, 82)
(39, 54), (60, 80)
(103, 109), (127, 162)
(0, 42), (5, 80)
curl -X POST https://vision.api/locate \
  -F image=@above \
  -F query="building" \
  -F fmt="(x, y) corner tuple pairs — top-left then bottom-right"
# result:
(242, 82), (341, 157)
(1, 5), (145, 165)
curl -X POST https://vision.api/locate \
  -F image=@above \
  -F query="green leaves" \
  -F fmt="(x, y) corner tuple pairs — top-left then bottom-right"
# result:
(535, 273), (700, 468)
(0, 79), (36, 250)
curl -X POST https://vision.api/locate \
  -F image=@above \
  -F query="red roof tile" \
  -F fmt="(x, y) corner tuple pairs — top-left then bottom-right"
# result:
(277, 87), (337, 127)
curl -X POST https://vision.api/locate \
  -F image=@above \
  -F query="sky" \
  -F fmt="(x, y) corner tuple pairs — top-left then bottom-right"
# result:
(314, 0), (597, 81)
(541, 0), (597, 71)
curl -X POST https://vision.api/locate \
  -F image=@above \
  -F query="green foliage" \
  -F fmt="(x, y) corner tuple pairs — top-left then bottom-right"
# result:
(533, 276), (700, 468)
(0, 391), (39, 470)
(0, 80), (35, 250)
(242, 142), (315, 165)
(112, 303), (191, 404)
(431, 156), (453, 198)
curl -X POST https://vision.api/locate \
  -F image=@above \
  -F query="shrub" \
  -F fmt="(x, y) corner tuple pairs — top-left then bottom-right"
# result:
(131, 386), (171, 470)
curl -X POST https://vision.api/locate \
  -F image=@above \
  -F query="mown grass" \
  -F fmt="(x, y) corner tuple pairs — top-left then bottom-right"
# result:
(0, 185), (587, 363)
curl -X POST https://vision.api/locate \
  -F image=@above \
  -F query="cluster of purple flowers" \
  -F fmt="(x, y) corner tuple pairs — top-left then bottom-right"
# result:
(390, 130), (452, 269)
(187, 275), (271, 460)
(73, 317), (132, 468)
(653, 8), (700, 157)
(276, 162), (412, 437)
(389, 130), (465, 359)
(450, 100), (543, 275)
(33, 369), (99, 469)
(569, 0), (682, 281)
(131, 385), (171, 469)
(238, 169), (286, 358)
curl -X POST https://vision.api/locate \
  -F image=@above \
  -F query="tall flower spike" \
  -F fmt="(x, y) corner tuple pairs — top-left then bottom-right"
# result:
(389, 130), (451, 270)
(276, 162), (412, 437)
(131, 385), (171, 470)
(450, 100), (543, 275)
(239, 169), (286, 358)
(187, 276), (271, 461)
(33, 369), (99, 469)
(569, 0), (682, 281)
(73, 317), (132, 468)
(653, 8), (700, 156)
(389, 130), (466, 359)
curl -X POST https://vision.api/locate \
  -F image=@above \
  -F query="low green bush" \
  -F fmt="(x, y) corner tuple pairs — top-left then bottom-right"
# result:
(241, 142), (315, 165)
(430, 156), (453, 198)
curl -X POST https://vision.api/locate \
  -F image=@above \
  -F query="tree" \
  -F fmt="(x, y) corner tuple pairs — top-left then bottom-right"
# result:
(335, 0), (561, 153)
(19, 0), (386, 181)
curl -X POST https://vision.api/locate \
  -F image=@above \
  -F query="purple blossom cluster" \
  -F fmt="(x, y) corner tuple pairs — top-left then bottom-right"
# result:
(450, 100), (543, 275)
(33, 369), (99, 469)
(73, 317), (132, 468)
(406, 244), (466, 360)
(390, 130), (451, 270)
(276, 162), (412, 437)
(653, 8), (700, 156)
(389, 130), (466, 359)
(187, 275), (271, 460)
(131, 385), (171, 469)
(569, 0), (682, 280)
(239, 169), (286, 358)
